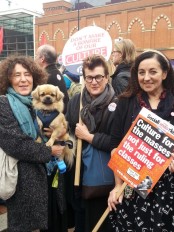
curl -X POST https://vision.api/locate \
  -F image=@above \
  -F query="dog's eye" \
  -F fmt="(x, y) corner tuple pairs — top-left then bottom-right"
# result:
(40, 93), (45, 97)
(51, 94), (55, 97)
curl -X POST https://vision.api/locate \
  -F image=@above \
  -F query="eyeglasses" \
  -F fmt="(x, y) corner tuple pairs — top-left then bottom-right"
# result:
(111, 50), (121, 55)
(85, 74), (105, 83)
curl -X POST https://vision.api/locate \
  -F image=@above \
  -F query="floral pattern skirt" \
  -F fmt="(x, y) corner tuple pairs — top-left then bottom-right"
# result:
(109, 170), (174, 232)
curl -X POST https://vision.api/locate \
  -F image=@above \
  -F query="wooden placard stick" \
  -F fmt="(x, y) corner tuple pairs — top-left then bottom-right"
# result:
(74, 76), (84, 186)
(92, 182), (127, 232)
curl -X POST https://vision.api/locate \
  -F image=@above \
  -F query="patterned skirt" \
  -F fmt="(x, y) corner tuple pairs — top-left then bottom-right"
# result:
(109, 169), (174, 232)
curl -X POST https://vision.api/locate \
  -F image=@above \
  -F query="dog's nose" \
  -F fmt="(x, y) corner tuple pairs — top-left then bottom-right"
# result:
(43, 97), (52, 105)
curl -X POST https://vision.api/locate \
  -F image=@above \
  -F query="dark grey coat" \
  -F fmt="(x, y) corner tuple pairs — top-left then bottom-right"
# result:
(0, 96), (52, 232)
(46, 64), (69, 113)
(111, 63), (131, 96)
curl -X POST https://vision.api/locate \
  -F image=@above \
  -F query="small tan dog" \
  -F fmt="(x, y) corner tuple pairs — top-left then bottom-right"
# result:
(32, 84), (74, 167)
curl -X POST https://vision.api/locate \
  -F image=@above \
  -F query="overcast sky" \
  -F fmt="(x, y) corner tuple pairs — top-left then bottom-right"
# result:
(1, 0), (58, 13)
(1, 0), (108, 13)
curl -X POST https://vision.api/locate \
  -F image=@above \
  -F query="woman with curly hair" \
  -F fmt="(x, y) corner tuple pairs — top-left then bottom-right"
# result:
(0, 56), (65, 232)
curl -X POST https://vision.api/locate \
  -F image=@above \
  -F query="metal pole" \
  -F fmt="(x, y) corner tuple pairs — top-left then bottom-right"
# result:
(77, 0), (80, 30)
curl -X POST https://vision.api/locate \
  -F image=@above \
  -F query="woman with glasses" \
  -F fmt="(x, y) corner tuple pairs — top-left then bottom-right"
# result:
(66, 54), (116, 232)
(111, 37), (136, 96)
(0, 56), (65, 232)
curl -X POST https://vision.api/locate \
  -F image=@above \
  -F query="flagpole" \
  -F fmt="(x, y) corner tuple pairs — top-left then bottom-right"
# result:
(0, 27), (4, 54)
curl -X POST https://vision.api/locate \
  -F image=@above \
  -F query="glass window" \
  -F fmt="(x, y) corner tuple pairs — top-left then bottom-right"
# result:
(27, 35), (33, 42)
(17, 36), (26, 42)
(8, 43), (16, 51)
(27, 42), (34, 49)
(0, 13), (35, 60)
(27, 50), (34, 57)
(6, 37), (16, 43)
(17, 43), (26, 49)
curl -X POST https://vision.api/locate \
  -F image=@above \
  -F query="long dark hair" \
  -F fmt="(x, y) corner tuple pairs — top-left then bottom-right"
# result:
(121, 50), (174, 98)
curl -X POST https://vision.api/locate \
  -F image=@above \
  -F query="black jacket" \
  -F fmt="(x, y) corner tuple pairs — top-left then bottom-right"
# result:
(46, 64), (69, 113)
(110, 94), (174, 150)
(65, 93), (117, 231)
(0, 96), (51, 231)
(66, 93), (117, 152)
(111, 63), (131, 96)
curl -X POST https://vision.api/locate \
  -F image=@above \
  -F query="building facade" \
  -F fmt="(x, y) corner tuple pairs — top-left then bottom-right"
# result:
(35, 0), (174, 61)
(0, 8), (42, 60)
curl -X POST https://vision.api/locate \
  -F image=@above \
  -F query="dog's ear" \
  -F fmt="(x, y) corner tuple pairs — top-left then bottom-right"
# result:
(56, 87), (64, 101)
(32, 86), (40, 100)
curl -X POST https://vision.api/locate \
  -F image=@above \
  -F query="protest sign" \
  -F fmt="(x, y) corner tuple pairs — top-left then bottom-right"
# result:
(57, 54), (63, 65)
(61, 25), (112, 75)
(108, 107), (174, 199)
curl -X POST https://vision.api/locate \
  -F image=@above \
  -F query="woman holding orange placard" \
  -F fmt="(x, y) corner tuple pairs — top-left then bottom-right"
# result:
(108, 50), (174, 231)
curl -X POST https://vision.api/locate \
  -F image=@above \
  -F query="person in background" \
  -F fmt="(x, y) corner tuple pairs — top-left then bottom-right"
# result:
(35, 45), (70, 232)
(0, 56), (65, 232)
(107, 59), (115, 83)
(111, 37), (136, 96)
(108, 50), (174, 231)
(63, 67), (80, 85)
(59, 65), (81, 99)
(66, 54), (116, 232)
(35, 44), (69, 113)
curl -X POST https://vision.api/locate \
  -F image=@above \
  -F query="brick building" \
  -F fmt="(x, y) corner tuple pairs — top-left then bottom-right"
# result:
(35, 0), (174, 60)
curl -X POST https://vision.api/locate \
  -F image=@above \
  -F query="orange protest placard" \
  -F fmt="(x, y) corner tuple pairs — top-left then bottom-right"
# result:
(108, 107), (174, 199)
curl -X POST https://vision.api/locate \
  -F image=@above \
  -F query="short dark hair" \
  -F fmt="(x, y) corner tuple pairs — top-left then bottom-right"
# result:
(82, 54), (109, 77)
(0, 55), (48, 95)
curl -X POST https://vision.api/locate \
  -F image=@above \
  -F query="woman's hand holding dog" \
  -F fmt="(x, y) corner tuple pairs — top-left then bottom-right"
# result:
(43, 127), (67, 140)
(75, 123), (94, 143)
(51, 145), (65, 158)
(43, 128), (53, 137)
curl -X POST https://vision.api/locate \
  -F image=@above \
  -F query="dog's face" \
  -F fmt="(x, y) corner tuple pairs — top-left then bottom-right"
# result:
(32, 84), (64, 112)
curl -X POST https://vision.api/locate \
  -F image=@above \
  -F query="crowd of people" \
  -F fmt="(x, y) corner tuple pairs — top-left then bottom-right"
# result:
(0, 39), (174, 232)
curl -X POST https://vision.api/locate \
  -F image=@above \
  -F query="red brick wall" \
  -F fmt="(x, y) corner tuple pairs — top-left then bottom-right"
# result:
(35, 0), (174, 59)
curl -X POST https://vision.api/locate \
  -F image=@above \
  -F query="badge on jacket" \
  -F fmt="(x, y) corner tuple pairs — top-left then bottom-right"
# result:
(57, 74), (61, 80)
(108, 102), (116, 111)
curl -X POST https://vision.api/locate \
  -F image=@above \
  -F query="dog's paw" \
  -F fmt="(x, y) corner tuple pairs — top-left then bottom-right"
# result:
(35, 136), (42, 143)
(46, 140), (54, 147)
